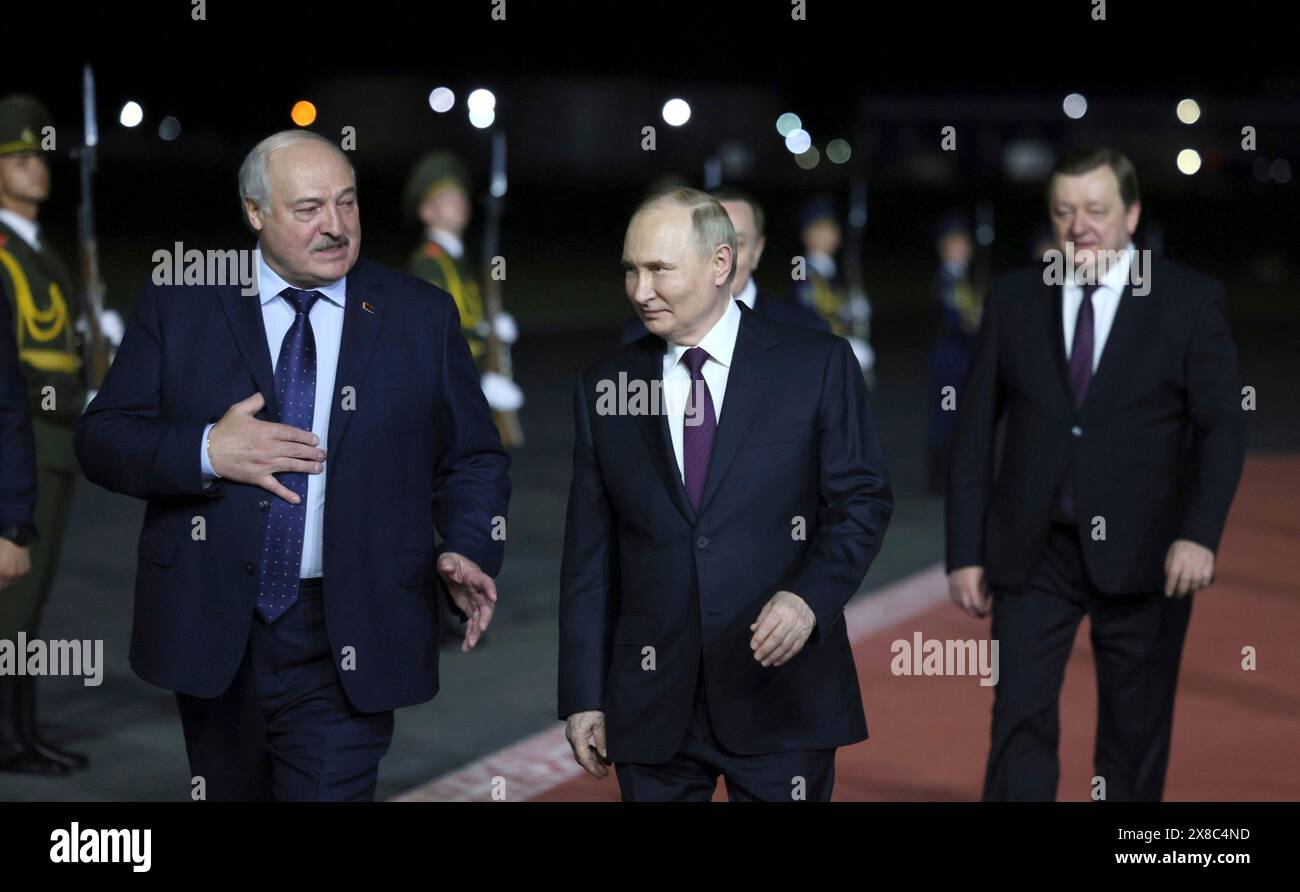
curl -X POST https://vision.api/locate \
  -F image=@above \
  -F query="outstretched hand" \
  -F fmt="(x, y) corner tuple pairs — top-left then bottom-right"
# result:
(438, 552), (498, 652)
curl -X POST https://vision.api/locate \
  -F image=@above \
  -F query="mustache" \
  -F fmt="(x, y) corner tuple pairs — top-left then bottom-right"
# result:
(312, 235), (350, 252)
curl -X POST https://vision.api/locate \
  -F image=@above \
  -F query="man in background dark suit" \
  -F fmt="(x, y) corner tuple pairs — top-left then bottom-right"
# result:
(75, 131), (510, 800)
(619, 186), (827, 345)
(946, 147), (1244, 801)
(562, 188), (892, 801)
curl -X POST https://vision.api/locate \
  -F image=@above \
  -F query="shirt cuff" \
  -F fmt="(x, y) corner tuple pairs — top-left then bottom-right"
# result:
(200, 422), (221, 484)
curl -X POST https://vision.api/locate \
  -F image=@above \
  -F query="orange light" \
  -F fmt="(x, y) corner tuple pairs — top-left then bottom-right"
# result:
(290, 100), (317, 127)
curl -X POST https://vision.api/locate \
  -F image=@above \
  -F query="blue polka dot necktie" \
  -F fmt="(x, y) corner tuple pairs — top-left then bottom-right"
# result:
(256, 287), (320, 623)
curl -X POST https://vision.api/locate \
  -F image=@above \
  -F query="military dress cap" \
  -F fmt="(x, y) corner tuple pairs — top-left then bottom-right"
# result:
(796, 193), (838, 232)
(934, 210), (972, 242)
(402, 151), (471, 220)
(0, 94), (54, 156)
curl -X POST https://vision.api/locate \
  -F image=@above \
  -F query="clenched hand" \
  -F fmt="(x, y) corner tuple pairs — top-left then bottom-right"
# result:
(750, 590), (816, 667)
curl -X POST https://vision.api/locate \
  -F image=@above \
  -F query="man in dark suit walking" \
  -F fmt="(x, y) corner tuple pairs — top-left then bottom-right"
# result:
(74, 131), (510, 801)
(946, 147), (1244, 801)
(561, 188), (892, 801)
(618, 186), (828, 345)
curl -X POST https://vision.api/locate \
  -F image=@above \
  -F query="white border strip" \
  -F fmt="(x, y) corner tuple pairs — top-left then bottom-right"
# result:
(391, 561), (948, 802)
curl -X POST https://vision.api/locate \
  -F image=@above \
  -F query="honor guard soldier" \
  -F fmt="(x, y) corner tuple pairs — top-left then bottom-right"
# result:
(403, 152), (522, 416)
(0, 94), (91, 774)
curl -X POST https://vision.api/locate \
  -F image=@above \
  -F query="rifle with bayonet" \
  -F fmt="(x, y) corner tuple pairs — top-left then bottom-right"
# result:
(480, 129), (523, 447)
(77, 63), (109, 388)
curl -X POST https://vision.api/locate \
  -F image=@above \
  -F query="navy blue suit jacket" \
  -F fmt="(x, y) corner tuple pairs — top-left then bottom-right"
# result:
(74, 257), (510, 713)
(560, 303), (893, 762)
(619, 287), (829, 346)
(0, 278), (37, 530)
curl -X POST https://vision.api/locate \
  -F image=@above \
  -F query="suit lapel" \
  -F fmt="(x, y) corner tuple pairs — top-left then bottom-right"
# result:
(695, 306), (779, 517)
(1046, 277), (1072, 406)
(1080, 259), (1149, 416)
(219, 285), (281, 420)
(627, 340), (696, 524)
(327, 258), (385, 455)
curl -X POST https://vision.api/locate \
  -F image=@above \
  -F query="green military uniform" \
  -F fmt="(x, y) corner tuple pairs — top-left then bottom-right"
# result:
(0, 95), (89, 773)
(402, 152), (488, 368)
(793, 196), (852, 337)
(0, 97), (85, 640)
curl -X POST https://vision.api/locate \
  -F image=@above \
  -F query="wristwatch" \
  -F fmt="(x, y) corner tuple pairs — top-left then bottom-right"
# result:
(0, 523), (37, 547)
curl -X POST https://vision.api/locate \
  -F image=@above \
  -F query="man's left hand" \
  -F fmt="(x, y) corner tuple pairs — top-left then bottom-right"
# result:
(1164, 539), (1215, 598)
(750, 591), (816, 667)
(437, 552), (498, 652)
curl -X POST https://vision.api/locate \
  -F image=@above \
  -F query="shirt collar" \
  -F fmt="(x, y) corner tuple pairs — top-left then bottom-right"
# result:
(666, 295), (742, 371)
(428, 228), (464, 260)
(734, 278), (757, 309)
(1071, 241), (1135, 294)
(808, 251), (837, 279)
(0, 209), (40, 251)
(257, 248), (347, 308)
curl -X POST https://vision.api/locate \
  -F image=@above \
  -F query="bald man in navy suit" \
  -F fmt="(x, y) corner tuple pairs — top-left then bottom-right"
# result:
(76, 131), (510, 801)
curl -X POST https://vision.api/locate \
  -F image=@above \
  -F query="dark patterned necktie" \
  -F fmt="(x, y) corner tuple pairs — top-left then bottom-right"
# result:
(1068, 283), (1098, 406)
(1058, 283), (1097, 522)
(256, 287), (319, 623)
(681, 346), (717, 511)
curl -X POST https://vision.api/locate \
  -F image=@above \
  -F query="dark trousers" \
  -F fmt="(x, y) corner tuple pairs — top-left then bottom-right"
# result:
(175, 579), (394, 801)
(615, 666), (836, 802)
(983, 523), (1193, 801)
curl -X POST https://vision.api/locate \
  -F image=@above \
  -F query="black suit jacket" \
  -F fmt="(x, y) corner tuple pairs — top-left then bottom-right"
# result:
(945, 255), (1244, 593)
(619, 287), (829, 345)
(560, 303), (893, 762)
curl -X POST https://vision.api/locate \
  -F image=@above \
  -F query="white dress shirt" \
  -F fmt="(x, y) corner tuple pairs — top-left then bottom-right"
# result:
(1062, 242), (1134, 372)
(661, 296), (743, 482)
(733, 278), (757, 310)
(200, 250), (346, 578)
(0, 208), (40, 251)
(427, 228), (464, 260)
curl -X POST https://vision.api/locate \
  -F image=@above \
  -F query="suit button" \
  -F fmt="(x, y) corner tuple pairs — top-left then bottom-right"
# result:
(1071, 425), (1083, 437)
(244, 562), (256, 574)
(258, 499), (270, 511)
(696, 536), (709, 549)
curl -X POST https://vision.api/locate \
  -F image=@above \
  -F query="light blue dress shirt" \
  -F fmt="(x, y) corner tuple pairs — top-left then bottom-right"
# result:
(200, 250), (346, 578)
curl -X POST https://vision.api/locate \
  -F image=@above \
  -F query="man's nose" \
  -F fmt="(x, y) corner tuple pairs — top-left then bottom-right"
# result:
(320, 203), (342, 236)
(1069, 213), (1090, 235)
(634, 273), (656, 303)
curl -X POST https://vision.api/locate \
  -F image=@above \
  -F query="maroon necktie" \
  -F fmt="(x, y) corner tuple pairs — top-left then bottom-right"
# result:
(681, 346), (716, 511)
(1058, 283), (1097, 522)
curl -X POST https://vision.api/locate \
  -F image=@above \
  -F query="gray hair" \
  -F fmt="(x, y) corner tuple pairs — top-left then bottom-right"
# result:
(632, 186), (738, 289)
(238, 130), (355, 218)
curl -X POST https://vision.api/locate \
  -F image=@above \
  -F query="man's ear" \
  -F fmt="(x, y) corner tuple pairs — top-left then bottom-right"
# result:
(715, 243), (735, 286)
(1125, 200), (1142, 236)
(244, 197), (264, 233)
(752, 235), (767, 271)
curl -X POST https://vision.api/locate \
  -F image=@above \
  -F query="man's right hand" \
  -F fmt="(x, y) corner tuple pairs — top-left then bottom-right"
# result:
(948, 565), (992, 618)
(0, 539), (31, 591)
(208, 392), (326, 504)
(564, 710), (610, 779)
